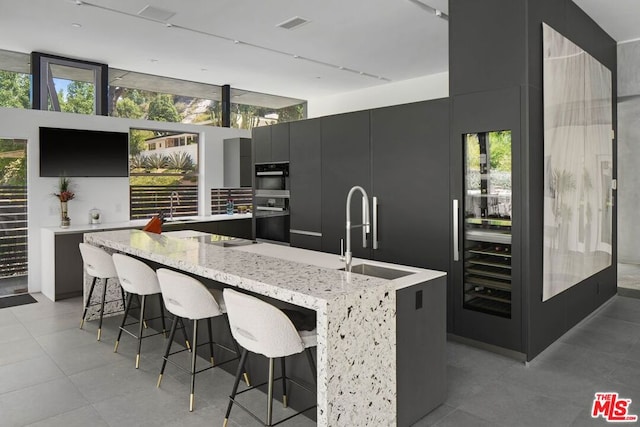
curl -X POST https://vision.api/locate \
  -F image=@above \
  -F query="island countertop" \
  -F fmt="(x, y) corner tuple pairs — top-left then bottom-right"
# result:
(83, 228), (445, 426)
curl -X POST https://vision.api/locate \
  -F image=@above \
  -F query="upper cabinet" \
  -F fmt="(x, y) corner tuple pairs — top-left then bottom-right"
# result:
(252, 122), (290, 164)
(223, 137), (252, 188)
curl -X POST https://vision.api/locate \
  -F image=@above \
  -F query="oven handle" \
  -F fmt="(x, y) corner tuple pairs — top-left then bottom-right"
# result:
(256, 171), (285, 176)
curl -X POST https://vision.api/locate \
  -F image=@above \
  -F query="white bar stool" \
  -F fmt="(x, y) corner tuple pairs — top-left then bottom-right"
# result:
(156, 268), (244, 412)
(222, 288), (317, 427)
(112, 253), (169, 369)
(79, 243), (124, 341)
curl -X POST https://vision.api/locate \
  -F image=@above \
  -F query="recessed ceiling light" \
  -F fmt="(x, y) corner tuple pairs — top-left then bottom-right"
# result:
(71, 23), (82, 28)
(149, 59), (159, 63)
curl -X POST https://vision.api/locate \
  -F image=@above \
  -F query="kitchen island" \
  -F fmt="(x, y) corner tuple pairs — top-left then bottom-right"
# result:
(84, 229), (446, 426)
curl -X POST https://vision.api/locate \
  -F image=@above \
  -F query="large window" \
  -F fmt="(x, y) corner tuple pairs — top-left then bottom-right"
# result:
(110, 70), (306, 129)
(0, 49), (307, 127)
(129, 128), (199, 220)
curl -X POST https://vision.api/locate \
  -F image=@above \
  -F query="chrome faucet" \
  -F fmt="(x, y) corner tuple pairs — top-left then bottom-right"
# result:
(341, 185), (370, 272)
(169, 191), (180, 220)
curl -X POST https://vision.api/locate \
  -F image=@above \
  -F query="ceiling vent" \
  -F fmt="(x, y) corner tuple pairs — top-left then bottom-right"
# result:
(277, 16), (310, 30)
(137, 5), (176, 22)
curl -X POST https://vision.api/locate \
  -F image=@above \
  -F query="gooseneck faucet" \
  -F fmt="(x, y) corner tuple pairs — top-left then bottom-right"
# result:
(169, 191), (180, 220)
(342, 185), (370, 272)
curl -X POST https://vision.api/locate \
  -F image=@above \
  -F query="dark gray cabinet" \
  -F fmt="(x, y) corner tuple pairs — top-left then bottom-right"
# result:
(289, 118), (322, 250)
(370, 100), (450, 271)
(397, 276), (447, 427)
(54, 233), (84, 299)
(252, 126), (271, 164)
(162, 218), (252, 239)
(252, 123), (290, 163)
(271, 123), (290, 162)
(320, 111), (371, 257)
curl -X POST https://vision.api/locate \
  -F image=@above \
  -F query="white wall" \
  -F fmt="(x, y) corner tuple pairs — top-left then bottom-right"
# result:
(306, 72), (449, 117)
(0, 107), (249, 293)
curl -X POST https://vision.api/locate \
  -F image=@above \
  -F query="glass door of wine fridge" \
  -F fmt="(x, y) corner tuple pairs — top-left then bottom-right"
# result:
(463, 131), (512, 318)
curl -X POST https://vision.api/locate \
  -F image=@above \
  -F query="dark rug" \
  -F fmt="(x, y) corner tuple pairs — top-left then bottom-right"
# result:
(0, 293), (37, 309)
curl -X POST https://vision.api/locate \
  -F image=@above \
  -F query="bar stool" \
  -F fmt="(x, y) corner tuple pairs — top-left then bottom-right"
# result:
(156, 268), (244, 412)
(222, 288), (317, 427)
(79, 243), (125, 341)
(112, 253), (171, 369)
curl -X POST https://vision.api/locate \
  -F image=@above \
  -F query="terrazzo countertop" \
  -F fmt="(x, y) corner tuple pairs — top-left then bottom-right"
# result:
(84, 229), (445, 426)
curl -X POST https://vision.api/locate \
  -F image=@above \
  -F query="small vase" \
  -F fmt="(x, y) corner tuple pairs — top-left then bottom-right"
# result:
(60, 201), (70, 228)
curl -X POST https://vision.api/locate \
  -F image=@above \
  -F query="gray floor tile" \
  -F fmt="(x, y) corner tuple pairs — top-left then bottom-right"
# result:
(457, 381), (583, 427)
(0, 322), (31, 345)
(0, 307), (20, 327)
(559, 315), (640, 357)
(69, 357), (183, 403)
(24, 405), (110, 427)
(0, 377), (89, 426)
(39, 336), (126, 376)
(0, 354), (65, 395)
(500, 361), (601, 407)
(21, 309), (84, 337)
(432, 409), (500, 427)
(410, 403), (456, 426)
(93, 385), (214, 427)
(0, 336), (48, 367)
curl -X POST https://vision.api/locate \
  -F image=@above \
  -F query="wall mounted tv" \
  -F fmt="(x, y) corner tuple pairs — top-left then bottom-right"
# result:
(39, 127), (129, 177)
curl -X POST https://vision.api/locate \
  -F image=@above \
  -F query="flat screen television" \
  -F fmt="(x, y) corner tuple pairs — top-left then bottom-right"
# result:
(39, 127), (129, 177)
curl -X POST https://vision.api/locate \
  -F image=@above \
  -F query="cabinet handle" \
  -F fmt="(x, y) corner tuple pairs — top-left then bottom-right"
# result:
(362, 196), (368, 248)
(453, 199), (459, 261)
(373, 196), (378, 250)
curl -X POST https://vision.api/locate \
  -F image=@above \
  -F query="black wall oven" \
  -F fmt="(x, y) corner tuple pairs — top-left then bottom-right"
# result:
(254, 162), (290, 243)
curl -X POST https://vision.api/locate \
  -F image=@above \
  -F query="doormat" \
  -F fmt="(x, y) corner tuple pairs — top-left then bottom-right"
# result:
(0, 294), (37, 309)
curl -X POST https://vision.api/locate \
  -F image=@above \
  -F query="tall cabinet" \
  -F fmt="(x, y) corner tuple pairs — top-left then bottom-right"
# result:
(370, 99), (450, 272)
(320, 111), (371, 258)
(289, 118), (322, 250)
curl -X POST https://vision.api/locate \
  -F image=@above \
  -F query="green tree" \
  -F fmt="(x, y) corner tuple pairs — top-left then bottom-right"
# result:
(488, 131), (512, 172)
(276, 103), (305, 123)
(114, 97), (143, 119)
(61, 81), (95, 114)
(148, 94), (180, 123)
(0, 71), (30, 108)
(129, 129), (154, 156)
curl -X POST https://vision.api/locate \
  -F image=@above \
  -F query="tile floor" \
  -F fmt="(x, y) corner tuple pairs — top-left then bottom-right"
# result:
(2, 290), (640, 426)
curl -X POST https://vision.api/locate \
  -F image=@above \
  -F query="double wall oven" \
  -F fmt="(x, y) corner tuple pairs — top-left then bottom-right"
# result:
(254, 162), (290, 244)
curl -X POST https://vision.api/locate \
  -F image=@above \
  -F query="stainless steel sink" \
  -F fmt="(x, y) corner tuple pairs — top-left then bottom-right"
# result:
(339, 263), (414, 280)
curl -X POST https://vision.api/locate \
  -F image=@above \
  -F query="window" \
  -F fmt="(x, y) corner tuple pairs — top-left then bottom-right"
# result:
(0, 50), (30, 109)
(0, 48), (307, 126)
(129, 128), (199, 220)
(31, 52), (108, 115)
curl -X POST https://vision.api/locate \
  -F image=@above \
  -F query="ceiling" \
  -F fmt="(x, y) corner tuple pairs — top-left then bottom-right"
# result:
(0, 0), (638, 103)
